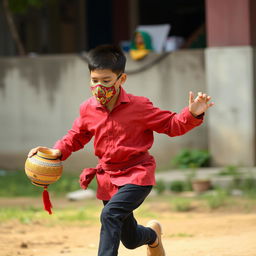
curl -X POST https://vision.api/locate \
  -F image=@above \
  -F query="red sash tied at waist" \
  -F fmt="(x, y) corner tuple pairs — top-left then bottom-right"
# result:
(79, 152), (151, 189)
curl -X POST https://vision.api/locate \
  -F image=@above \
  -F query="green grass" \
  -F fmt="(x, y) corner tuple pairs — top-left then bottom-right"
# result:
(1, 170), (256, 225)
(201, 189), (228, 209)
(0, 170), (97, 197)
(135, 205), (158, 219)
(168, 233), (194, 238)
(170, 197), (192, 212)
(1, 194), (256, 224)
(0, 204), (100, 225)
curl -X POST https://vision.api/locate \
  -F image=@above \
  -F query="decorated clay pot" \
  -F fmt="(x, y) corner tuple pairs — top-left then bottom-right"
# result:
(25, 148), (63, 188)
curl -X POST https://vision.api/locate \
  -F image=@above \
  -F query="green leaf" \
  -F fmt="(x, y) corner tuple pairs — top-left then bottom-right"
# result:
(8, 0), (44, 14)
(172, 149), (210, 169)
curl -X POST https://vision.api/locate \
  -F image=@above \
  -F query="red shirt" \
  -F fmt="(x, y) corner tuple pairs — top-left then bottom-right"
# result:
(54, 87), (203, 200)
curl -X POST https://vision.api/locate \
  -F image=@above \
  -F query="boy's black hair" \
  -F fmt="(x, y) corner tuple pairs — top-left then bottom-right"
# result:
(87, 45), (126, 75)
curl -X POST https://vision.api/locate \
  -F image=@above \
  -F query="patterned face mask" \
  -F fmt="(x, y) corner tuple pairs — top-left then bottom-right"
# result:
(90, 74), (121, 105)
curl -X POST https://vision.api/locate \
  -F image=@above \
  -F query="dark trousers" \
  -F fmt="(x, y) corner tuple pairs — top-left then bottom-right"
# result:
(98, 184), (157, 256)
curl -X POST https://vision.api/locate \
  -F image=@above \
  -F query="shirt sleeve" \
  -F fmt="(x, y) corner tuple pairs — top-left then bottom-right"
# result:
(142, 99), (203, 137)
(53, 104), (93, 161)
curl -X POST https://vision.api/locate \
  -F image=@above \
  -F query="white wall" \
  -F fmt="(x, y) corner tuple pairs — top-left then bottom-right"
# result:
(206, 46), (256, 166)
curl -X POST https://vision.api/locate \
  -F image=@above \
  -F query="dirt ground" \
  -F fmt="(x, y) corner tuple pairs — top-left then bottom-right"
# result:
(1, 197), (256, 256)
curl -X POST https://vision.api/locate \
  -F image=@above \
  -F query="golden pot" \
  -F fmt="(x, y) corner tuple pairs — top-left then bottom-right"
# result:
(25, 148), (63, 187)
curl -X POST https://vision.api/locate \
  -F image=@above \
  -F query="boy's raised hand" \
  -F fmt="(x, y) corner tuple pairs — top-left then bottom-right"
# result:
(189, 91), (214, 117)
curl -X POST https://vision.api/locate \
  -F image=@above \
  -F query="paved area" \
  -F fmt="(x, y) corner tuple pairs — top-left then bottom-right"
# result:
(155, 167), (256, 188)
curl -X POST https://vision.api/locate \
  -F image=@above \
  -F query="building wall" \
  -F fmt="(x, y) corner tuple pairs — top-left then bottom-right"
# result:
(206, 46), (256, 166)
(206, 0), (256, 47)
(0, 50), (207, 171)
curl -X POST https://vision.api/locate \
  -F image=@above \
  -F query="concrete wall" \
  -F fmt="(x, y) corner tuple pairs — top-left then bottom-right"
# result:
(206, 46), (256, 166)
(0, 50), (207, 171)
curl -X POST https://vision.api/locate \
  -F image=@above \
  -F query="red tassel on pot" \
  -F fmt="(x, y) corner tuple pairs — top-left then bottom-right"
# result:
(43, 186), (53, 215)
(24, 148), (63, 215)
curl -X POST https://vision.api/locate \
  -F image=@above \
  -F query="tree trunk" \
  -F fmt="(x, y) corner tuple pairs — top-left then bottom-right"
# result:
(3, 0), (26, 56)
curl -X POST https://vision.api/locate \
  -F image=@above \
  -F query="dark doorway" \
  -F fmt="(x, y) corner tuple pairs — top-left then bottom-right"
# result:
(138, 0), (205, 48)
(86, 0), (113, 50)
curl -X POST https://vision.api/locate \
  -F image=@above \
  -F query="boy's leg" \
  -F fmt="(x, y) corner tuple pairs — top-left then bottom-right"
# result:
(98, 184), (156, 256)
(120, 211), (156, 249)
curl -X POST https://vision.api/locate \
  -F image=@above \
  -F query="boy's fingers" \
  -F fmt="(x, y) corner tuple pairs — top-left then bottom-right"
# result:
(28, 146), (50, 158)
(206, 95), (211, 102)
(208, 102), (215, 108)
(28, 147), (61, 159)
(189, 91), (194, 105)
(28, 147), (39, 158)
(52, 149), (62, 157)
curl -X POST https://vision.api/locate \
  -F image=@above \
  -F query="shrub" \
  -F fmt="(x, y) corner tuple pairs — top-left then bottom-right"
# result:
(171, 197), (192, 212)
(238, 176), (256, 198)
(218, 165), (239, 176)
(169, 180), (186, 192)
(203, 189), (228, 209)
(154, 180), (166, 194)
(172, 149), (210, 169)
(241, 177), (256, 191)
(0, 170), (83, 197)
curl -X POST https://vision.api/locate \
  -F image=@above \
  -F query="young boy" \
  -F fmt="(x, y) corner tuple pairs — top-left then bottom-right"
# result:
(28, 45), (214, 256)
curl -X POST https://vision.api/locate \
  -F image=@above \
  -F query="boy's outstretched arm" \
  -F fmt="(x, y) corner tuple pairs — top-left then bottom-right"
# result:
(189, 91), (214, 117)
(141, 91), (214, 137)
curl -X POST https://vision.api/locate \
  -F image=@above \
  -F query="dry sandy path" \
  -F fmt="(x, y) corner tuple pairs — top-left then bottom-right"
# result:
(1, 198), (256, 256)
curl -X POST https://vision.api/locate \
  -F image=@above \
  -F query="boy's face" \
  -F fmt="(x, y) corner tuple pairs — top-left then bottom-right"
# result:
(90, 69), (127, 105)
(90, 69), (123, 87)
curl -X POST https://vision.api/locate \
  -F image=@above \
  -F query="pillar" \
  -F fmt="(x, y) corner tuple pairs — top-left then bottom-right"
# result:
(205, 0), (256, 166)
